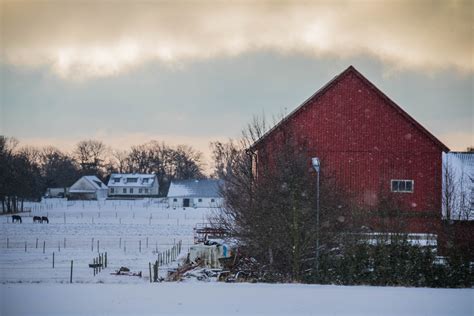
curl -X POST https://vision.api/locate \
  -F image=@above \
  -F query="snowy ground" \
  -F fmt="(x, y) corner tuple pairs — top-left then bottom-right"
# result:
(0, 199), (212, 283)
(1, 283), (472, 316)
(1, 199), (472, 315)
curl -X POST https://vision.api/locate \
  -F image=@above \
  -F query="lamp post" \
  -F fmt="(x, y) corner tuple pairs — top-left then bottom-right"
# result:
(311, 157), (320, 279)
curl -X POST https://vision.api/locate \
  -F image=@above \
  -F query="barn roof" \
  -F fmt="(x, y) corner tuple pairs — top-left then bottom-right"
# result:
(167, 179), (223, 198)
(250, 65), (449, 152)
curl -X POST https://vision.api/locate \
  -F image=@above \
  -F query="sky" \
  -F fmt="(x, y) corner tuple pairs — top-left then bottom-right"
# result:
(1, 0), (473, 168)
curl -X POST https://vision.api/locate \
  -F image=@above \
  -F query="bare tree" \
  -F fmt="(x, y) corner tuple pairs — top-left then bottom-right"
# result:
(211, 122), (353, 281)
(73, 140), (108, 177)
(442, 156), (472, 221)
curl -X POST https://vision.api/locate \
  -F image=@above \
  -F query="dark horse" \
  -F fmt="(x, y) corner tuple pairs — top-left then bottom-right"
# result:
(12, 215), (22, 223)
(33, 216), (42, 223)
(41, 216), (49, 224)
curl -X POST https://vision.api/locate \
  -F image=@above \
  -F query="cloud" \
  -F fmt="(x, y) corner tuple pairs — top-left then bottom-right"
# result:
(1, 1), (472, 79)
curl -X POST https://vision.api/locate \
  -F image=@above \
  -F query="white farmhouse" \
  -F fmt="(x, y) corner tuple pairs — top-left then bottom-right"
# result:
(107, 173), (159, 197)
(167, 179), (223, 208)
(68, 176), (108, 200)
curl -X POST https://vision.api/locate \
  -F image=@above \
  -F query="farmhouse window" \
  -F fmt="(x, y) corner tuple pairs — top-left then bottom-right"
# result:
(211, 199), (215, 202)
(130, 188), (134, 194)
(123, 188), (126, 194)
(127, 178), (138, 183)
(110, 188), (114, 193)
(391, 180), (414, 193)
(198, 198), (202, 202)
(139, 188), (143, 193)
(145, 189), (149, 193)
(173, 198), (177, 202)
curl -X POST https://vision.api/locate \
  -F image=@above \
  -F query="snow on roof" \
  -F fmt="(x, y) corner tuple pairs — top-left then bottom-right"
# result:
(107, 173), (157, 188)
(69, 176), (107, 193)
(448, 152), (474, 180)
(167, 179), (223, 198)
(442, 152), (474, 220)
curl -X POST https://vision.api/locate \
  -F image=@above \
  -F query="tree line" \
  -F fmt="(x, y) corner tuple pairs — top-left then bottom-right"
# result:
(0, 136), (206, 212)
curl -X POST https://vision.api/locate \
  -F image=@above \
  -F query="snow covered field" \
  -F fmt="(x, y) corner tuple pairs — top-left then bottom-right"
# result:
(1, 199), (472, 315)
(1, 283), (472, 315)
(0, 199), (212, 284)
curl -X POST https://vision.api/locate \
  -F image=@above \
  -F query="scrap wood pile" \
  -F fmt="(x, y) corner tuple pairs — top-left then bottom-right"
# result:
(111, 266), (142, 277)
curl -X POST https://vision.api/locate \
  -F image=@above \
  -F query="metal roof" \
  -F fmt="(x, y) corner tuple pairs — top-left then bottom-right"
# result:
(167, 179), (223, 198)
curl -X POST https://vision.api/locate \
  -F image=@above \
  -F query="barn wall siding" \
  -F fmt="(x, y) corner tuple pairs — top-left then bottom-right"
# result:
(255, 67), (446, 233)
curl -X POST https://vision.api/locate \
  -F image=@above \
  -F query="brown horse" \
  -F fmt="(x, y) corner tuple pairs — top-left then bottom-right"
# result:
(41, 216), (49, 224)
(33, 216), (42, 223)
(12, 215), (22, 223)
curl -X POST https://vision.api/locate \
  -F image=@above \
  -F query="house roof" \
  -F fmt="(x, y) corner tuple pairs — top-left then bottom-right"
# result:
(107, 173), (157, 188)
(167, 179), (223, 198)
(250, 65), (449, 152)
(69, 175), (107, 193)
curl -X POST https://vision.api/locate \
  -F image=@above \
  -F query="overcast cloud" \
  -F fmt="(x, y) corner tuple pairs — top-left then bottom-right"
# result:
(2, 1), (472, 79)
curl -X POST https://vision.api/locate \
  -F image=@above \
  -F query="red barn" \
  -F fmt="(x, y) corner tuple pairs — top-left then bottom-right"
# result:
(251, 66), (449, 234)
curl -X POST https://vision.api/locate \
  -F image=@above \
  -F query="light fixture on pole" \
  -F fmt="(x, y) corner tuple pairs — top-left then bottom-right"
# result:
(311, 157), (321, 280)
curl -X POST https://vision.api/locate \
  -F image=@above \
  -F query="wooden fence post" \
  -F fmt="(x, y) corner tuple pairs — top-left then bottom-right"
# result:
(146, 237), (148, 248)
(36, 238), (38, 249)
(119, 237), (121, 249)
(25, 241), (27, 252)
(53, 252), (55, 268)
(7, 238), (9, 249)
(105, 252), (107, 268)
(70, 260), (73, 283)
(154, 260), (158, 282)
(139, 240), (141, 253)
(92, 238), (94, 252)
(149, 262), (152, 283)
(43, 241), (45, 253)
(97, 240), (99, 253)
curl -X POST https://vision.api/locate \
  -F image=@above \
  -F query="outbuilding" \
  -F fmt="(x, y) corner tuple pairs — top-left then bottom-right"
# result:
(167, 179), (223, 208)
(250, 66), (450, 234)
(68, 176), (108, 200)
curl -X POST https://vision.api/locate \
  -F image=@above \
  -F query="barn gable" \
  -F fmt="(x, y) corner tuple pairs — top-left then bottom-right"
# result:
(250, 66), (449, 233)
(252, 66), (449, 153)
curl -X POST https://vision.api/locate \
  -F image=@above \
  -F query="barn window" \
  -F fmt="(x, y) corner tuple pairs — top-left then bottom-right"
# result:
(391, 180), (414, 193)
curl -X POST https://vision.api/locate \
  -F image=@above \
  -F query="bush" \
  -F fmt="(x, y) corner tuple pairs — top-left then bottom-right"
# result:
(303, 239), (472, 288)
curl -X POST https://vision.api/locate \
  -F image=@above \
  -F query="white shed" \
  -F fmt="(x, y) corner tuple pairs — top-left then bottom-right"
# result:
(68, 176), (108, 200)
(442, 152), (474, 220)
(167, 179), (223, 208)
